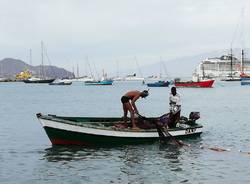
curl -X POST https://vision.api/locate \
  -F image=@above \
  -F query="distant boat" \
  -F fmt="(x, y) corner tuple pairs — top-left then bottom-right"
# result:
(124, 73), (144, 81)
(24, 42), (55, 84)
(70, 76), (94, 82)
(174, 77), (214, 88)
(24, 77), (55, 84)
(85, 79), (113, 85)
(240, 50), (250, 85)
(0, 77), (9, 82)
(175, 64), (215, 88)
(220, 49), (241, 81)
(112, 77), (123, 81)
(85, 70), (113, 85)
(49, 79), (72, 85)
(124, 57), (145, 81)
(113, 60), (123, 81)
(16, 69), (32, 80)
(147, 81), (170, 87)
(221, 76), (241, 81)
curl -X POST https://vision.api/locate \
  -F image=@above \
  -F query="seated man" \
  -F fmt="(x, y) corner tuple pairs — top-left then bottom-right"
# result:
(121, 90), (149, 129)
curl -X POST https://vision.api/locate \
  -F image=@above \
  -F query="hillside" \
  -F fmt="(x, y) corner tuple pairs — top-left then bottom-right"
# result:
(0, 58), (74, 79)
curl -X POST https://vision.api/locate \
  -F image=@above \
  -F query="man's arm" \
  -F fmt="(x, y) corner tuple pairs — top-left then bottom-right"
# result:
(131, 95), (140, 114)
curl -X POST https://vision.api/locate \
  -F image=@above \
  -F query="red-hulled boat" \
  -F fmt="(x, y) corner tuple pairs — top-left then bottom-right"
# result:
(174, 79), (215, 88)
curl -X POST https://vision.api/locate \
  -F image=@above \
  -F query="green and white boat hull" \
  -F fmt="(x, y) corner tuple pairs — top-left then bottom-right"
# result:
(37, 113), (203, 146)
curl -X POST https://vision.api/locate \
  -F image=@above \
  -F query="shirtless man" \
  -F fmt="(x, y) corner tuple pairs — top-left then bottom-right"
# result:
(121, 90), (149, 129)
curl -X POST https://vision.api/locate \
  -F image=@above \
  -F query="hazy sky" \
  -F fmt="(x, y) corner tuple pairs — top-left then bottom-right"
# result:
(0, 0), (249, 76)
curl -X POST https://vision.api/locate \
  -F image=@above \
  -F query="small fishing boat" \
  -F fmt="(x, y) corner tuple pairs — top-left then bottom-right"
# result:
(147, 81), (170, 87)
(36, 112), (203, 146)
(174, 78), (214, 88)
(175, 64), (215, 88)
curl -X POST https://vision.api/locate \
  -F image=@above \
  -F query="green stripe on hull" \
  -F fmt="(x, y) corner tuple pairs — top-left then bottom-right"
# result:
(44, 127), (202, 146)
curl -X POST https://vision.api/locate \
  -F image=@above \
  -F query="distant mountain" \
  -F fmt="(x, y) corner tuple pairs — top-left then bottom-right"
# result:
(0, 58), (74, 79)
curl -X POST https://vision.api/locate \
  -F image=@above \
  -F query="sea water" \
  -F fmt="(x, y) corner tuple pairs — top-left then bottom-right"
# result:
(0, 81), (250, 184)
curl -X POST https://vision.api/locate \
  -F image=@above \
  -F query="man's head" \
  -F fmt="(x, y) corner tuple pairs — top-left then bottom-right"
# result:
(140, 90), (149, 98)
(171, 87), (177, 96)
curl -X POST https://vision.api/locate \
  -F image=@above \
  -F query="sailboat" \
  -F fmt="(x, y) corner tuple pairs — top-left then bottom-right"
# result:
(68, 63), (94, 83)
(85, 69), (113, 85)
(124, 57), (145, 81)
(113, 60), (123, 81)
(124, 73), (144, 81)
(146, 61), (170, 87)
(221, 49), (241, 81)
(23, 42), (55, 84)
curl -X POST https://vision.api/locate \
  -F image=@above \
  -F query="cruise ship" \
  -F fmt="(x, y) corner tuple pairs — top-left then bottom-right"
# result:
(193, 54), (250, 80)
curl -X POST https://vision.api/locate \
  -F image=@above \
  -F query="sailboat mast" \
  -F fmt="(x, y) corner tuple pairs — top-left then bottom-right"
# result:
(29, 49), (32, 66)
(72, 66), (75, 76)
(77, 63), (79, 78)
(135, 57), (143, 78)
(41, 41), (45, 78)
(86, 56), (94, 79)
(116, 60), (119, 78)
(241, 49), (244, 74)
(230, 48), (233, 78)
(161, 60), (169, 79)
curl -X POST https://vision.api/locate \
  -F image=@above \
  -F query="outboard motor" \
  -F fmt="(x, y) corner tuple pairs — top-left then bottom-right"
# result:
(189, 112), (200, 121)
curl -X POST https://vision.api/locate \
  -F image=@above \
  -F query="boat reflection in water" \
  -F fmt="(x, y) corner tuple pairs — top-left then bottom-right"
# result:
(43, 145), (111, 162)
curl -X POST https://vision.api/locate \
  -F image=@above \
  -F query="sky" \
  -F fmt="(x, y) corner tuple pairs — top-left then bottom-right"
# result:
(0, 0), (250, 76)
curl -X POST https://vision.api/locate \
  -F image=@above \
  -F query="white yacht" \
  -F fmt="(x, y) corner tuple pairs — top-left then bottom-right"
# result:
(124, 73), (144, 81)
